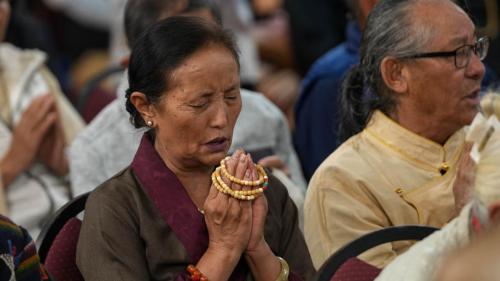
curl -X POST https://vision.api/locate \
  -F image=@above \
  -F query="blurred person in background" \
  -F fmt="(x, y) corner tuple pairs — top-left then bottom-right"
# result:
(212, 0), (302, 128)
(435, 226), (500, 281)
(0, 0), (84, 237)
(294, 0), (378, 181)
(283, 0), (348, 76)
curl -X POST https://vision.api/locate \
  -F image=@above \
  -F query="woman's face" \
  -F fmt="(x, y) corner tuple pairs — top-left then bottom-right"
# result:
(151, 44), (241, 169)
(0, 0), (10, 42)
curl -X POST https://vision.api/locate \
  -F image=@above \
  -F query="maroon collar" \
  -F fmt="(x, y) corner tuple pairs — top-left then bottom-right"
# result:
(130, 134), (246, 279)
(131, 134), (208, 262)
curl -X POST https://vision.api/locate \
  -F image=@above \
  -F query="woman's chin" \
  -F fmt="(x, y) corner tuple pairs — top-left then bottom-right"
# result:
(204, 151), (229, 167)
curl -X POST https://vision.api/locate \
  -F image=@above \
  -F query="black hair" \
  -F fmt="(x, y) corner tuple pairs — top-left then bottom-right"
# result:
(124, 0), (222, 48)
(125, 16), (239, 128)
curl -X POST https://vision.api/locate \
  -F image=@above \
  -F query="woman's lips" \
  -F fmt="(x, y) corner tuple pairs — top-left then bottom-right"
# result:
(205, 137), (228, 152)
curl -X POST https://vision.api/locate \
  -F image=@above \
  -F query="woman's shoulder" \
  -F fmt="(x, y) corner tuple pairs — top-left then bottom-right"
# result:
(86, 167), (142, 208)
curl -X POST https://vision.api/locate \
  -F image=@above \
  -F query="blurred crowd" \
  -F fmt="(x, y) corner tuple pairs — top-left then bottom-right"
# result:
(1, 0), (500, 280)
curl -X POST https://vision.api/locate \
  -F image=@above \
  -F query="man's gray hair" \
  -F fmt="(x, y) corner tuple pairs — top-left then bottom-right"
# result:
(339, 0), (439, 141)
(361, 0), (437, 111)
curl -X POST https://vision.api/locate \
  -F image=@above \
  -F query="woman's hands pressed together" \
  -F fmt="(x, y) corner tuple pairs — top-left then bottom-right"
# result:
(196, 150), (283, 281)
(204, 150), (253, 257)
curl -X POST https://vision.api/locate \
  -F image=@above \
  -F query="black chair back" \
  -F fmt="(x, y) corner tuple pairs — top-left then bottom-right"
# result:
(77, 65), (125, 114)
(315, 225), (439, 281)
(36, 192), (90, 262)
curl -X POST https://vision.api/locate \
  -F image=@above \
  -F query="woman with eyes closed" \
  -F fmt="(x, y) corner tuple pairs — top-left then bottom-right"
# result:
(76, 16), (314, 281)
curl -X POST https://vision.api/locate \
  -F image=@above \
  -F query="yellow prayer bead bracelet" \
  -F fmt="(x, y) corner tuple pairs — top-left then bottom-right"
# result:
(212, 163), (268, 201)
(220, 156), (268, 187)
(214, 167), (264, 195)
(212, 168), (266, 200)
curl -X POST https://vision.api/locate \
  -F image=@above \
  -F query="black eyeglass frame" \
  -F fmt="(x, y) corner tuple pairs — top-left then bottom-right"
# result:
(398, 36), (490, 69)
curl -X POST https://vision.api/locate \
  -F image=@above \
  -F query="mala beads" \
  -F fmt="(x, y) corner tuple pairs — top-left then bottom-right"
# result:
(211, 156), (268, 200)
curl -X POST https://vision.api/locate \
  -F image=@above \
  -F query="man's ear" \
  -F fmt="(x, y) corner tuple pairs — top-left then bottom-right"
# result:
(129, 91), (156, 120)
(380, 57), (408, 95)
(489, 202), (500, 223)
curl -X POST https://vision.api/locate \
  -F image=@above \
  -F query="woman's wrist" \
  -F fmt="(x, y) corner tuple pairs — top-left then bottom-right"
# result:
(244, 241), (283, 281)
(244, 238), (271, 259)
(196, 244), (242, 280)
(206, 242), (243, 262)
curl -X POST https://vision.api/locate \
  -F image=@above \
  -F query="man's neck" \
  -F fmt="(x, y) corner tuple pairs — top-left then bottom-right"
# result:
(389, 109), (456, 145)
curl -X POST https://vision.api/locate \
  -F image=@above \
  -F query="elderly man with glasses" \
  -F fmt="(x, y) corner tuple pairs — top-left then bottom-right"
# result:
(304, 0), (488, 269)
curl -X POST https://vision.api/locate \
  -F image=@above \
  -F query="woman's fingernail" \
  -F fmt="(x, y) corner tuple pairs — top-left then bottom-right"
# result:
(240, 154), (246, 162)
(245, 169), (250, 179)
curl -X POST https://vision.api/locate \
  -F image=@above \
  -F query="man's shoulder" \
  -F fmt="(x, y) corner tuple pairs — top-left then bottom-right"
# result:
(310, 136), (370, 182)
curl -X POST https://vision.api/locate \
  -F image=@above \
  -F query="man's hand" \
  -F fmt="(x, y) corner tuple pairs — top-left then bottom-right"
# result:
(258, 155), (290, 177)
(453, 142), (476, 216)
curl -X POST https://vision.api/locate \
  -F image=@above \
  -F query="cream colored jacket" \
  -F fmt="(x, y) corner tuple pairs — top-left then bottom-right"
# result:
(304, 110), (465, 269)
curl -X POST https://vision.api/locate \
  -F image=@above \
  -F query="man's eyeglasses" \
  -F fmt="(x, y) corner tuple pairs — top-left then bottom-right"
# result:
(398, 36), (490, 68)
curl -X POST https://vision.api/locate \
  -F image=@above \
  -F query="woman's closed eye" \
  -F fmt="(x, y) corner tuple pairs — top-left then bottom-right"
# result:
(224, 86), (240, 100)
(189, 101), (208, 108)
(188, 94), (210, 108)
(225, 94), (238, 100)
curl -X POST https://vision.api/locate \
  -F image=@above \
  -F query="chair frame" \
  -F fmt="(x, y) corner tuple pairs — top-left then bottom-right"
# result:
(36, 192), (90, 263)
(314, 225), (439, 281)
(77, 65), (125, 114)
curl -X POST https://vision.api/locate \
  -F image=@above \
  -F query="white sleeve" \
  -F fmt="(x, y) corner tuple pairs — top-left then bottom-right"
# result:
(375, 203), (475, 281)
